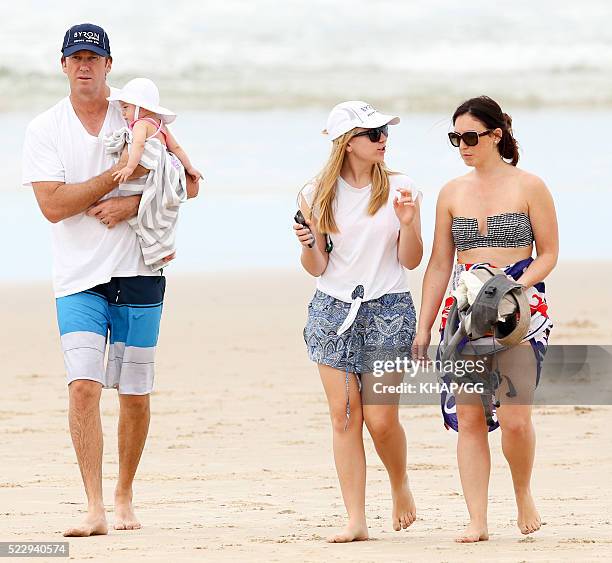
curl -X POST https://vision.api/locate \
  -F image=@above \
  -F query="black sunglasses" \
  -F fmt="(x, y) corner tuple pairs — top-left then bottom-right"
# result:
(448, 129), (491, 147)
(351, 124), (388, 143)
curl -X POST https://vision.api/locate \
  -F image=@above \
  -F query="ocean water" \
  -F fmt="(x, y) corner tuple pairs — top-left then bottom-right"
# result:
(1, 1), (610, 281)
(1, 0), (611, 111)
(1, 108), (610, 282)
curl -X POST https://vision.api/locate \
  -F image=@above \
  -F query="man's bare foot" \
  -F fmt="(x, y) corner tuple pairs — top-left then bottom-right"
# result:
(327, 520), (369, 543)
(392, 475), (416, 531)
(114, 491), (141, 531)
(455, 521), (489, 543)
(63, 506), (108, 537)
(516, 490), (541, 535)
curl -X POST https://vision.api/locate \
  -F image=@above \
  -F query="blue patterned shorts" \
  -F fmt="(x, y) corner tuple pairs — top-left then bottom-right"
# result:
(304, 290), (417, 374)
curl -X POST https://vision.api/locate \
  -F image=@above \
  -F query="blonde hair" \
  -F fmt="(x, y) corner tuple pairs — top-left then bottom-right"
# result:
(302, 129), (394, 234)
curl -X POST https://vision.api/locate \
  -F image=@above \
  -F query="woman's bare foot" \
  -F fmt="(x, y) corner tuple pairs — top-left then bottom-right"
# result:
(392, 476), (416, 531)
(327, 520), (369, 543)
(63, 506), (108, 537)
(455, 521), (489, 543)
(516, 490), (541, 535)
(114, 490), (141, 531)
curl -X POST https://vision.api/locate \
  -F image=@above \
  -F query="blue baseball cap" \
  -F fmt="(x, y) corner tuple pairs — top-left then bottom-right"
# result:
(61, 23), (111, 57)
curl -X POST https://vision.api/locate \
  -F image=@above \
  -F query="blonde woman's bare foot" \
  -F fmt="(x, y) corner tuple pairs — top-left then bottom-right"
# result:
(114, 491), (141, 531)
(392, 476), (416, 531)
(327, 520), (369, 543)
(63, 507), (108, 537)
(516, 491), (541, 535)
(455, 521), (489, 543)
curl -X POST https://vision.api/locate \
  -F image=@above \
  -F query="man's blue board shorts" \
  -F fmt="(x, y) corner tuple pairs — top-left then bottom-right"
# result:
(56, 276), (165, 395)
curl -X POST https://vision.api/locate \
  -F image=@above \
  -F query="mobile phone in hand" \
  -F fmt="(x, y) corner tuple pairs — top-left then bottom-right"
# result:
(294, 210), (314, 248)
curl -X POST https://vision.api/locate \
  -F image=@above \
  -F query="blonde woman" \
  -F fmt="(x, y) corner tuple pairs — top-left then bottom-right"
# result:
(294, 101), (423, 543)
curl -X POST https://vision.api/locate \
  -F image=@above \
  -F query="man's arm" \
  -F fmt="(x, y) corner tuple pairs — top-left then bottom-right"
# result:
(32, 152), (145, 224)
(86, 195), (141, 228)
(33, 169), (120, 224)
(185, 175), (199, 199)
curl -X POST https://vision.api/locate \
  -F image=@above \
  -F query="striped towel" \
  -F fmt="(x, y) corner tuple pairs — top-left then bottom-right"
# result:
(104, 128), (187, 271)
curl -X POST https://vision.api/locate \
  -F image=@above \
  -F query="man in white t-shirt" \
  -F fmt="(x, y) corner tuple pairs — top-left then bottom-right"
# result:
(21, 23), (198, 537)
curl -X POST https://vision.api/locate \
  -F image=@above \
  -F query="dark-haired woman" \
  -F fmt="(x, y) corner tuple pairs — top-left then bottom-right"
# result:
(413, 96), (558, 542)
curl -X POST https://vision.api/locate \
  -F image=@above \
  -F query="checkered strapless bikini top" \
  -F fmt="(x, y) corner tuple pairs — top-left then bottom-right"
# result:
(451, 212), (534, 252)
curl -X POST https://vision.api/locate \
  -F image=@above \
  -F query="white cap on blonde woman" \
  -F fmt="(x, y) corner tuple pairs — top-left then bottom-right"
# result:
(322, 101), (400, 141)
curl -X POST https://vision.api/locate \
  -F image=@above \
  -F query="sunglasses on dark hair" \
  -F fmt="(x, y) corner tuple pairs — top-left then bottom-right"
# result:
(351, 124), (388, 143)
(448, 129), (491, 147)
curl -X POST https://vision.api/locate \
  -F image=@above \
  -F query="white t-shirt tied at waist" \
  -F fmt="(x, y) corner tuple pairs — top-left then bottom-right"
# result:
(301, 174), (422, 335)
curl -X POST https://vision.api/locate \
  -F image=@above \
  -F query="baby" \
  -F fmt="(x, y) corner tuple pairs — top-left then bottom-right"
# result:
(110, 78), (201, 184)
(105, 78), (200, 270)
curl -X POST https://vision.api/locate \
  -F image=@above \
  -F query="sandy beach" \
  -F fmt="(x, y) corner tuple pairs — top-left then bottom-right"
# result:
(1, 261), (611, 562)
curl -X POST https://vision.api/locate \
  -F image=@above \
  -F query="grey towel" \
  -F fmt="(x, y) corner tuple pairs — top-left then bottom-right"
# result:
(105, 128), (187, 271)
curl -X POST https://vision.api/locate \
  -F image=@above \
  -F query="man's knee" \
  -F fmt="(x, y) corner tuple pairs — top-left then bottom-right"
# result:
(119, 393), (150, 415)
(68, 379), (102, 410)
